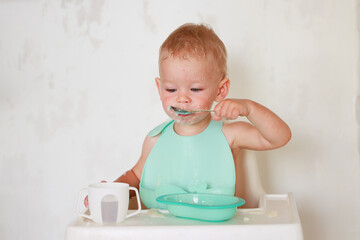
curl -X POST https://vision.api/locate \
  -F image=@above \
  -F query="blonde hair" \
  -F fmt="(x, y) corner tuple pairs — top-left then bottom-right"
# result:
(159, 23), (227, 79)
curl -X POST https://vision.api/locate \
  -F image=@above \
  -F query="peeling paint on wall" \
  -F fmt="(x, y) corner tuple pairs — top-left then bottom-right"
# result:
(142, 0), (157, 33)
(17, 40), (44, 71)
(61, 0), (106, 49)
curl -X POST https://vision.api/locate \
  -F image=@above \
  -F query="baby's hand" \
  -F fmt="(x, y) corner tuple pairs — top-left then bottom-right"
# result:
(84, 180), (107, 208)
(213, 99), (250, 121)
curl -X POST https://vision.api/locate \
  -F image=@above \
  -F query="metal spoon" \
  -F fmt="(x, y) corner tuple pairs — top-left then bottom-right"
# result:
(169, 106), (214, 115)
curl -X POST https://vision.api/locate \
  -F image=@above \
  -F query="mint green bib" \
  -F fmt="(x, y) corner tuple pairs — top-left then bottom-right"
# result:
(140, 119), (236, 209)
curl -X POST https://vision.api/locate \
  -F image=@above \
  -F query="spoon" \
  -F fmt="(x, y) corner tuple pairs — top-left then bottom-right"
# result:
(169, 106), (214, 115)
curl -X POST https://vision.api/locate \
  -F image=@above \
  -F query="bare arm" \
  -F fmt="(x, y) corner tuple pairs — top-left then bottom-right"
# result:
(114, 134), (159, 197)
(214, 99), (291, 151)
(84, 134), (159, 207)
(131, 134), (159, 179)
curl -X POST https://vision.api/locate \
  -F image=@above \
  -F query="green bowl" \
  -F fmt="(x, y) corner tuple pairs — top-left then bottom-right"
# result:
(156, 193), (245, 222)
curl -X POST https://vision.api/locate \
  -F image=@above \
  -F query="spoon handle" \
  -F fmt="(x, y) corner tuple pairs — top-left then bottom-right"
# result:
(191, 109), (214, 113)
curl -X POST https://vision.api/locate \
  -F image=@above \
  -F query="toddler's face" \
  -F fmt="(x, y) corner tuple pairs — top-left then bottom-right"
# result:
(157, 56), (221, 125)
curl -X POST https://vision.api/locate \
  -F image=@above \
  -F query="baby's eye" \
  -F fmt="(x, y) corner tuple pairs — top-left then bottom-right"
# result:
(191, 88), (202, 92)
(166, 89), (176, 93)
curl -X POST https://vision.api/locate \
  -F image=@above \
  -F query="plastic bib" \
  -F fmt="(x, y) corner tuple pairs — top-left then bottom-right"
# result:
(140, 119), (236, 209)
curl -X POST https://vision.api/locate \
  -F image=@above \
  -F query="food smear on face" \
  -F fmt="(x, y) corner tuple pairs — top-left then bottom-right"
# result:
(168, 106), (192, 115)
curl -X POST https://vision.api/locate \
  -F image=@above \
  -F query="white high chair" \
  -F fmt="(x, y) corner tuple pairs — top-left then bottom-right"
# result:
(66, 150), (304, 240)
(234, 150), (266, 208)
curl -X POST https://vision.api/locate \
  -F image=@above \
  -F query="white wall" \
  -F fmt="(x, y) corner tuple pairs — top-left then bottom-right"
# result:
(0, 1), (358, 240)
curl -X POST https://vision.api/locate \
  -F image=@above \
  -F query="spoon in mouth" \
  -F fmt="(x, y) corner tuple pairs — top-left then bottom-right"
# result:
(168, 106), (214, 115)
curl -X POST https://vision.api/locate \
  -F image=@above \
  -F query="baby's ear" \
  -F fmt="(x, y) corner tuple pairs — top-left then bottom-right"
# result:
(155, 77), (162, 98)
(215, 78), (230, 102)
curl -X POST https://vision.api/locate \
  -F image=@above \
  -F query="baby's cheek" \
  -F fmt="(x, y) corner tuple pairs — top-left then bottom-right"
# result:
(198, 98), (214, 109)
(161, 97), (172, 106)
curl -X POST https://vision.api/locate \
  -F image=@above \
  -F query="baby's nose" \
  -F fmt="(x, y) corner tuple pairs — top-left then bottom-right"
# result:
(176, 93), (191, 103)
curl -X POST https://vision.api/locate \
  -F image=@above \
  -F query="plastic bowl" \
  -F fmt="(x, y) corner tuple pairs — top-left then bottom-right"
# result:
(156, 193), (245, 222)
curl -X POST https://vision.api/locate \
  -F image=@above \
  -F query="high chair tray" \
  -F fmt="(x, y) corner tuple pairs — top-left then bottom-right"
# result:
(66, 193), (303, 240)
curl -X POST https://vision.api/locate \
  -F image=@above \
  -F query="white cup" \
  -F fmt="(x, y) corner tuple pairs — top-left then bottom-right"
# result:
(77, 182), (141, 224)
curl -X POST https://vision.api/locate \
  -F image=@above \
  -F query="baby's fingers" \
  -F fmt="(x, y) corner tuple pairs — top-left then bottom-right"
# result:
(213, 101), (226, 121)
(84, 180), (107, 207)
(214, 100), (235, 120)
(230, 108), (240, 119)
(84, 195), (89, 208)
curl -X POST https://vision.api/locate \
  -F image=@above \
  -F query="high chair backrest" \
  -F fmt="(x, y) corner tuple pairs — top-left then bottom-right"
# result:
(234, 150), (266, 208)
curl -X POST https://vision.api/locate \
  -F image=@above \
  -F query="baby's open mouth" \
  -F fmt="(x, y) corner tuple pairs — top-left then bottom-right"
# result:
(168, 106), (192, 115)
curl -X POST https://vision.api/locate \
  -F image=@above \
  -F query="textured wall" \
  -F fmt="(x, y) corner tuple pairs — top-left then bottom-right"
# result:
(0, 1), (358, 240)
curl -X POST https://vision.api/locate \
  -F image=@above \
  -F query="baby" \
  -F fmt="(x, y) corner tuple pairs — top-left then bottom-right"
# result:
(86, 23), (291, 209)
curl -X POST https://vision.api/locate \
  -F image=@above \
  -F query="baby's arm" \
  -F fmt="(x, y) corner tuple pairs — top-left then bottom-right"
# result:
(214, 99), (291, 151)
(114, 134), (159, 197)
(113, 170), (140, 197)
(84, 134), (158, 207)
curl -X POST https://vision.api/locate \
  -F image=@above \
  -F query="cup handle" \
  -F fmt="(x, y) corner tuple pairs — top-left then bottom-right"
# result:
(126, 187), (142, 218)
(77, 188), (92, 220)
